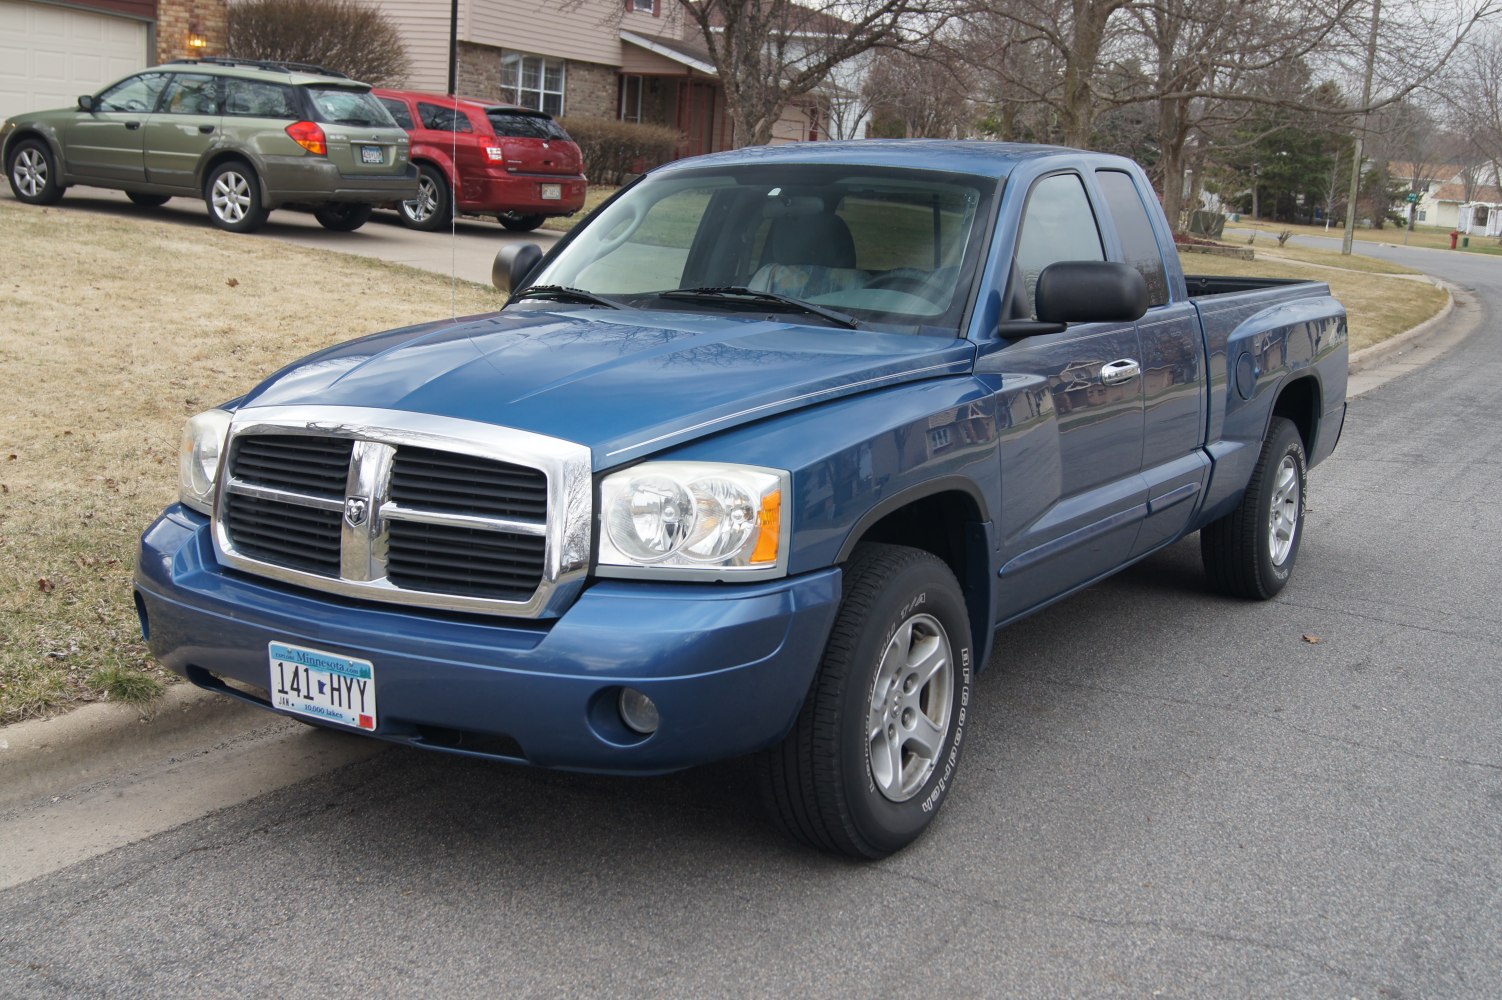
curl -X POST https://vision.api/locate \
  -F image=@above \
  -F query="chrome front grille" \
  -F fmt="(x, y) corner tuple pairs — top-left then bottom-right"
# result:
(211, 407), (593, 618)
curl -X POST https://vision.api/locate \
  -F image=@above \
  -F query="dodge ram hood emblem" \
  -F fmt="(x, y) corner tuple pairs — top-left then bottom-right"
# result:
(344, 496), (370, 527)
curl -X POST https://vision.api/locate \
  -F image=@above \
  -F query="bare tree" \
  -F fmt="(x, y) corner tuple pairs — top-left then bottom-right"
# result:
(226, 0), (410, 86)
(680, 0), (958, 148)
(862, 44), (978, 138)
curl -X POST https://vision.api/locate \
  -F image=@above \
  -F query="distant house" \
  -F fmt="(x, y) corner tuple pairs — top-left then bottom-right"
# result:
(359, 0), (843, 162)
(1390, 161), (1502, 234)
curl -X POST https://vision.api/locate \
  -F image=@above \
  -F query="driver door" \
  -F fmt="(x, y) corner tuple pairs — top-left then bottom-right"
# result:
(64, 71), (169, 184)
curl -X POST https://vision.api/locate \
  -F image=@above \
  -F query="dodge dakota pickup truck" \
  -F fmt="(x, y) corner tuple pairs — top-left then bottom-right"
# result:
(136, 142), (1347, 858)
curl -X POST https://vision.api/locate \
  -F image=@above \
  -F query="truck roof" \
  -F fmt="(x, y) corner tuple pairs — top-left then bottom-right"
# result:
(656, 140), (1094, 179)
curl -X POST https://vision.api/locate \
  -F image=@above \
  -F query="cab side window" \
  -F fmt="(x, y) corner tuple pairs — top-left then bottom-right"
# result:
(1095, 169), (1170, 306)
(418, 103), (473, 132)
(160, 74), (220, 116)
(1013, 173), (1104, 316)
(378, 97), (413, 130)
(97, 72), (170, 113)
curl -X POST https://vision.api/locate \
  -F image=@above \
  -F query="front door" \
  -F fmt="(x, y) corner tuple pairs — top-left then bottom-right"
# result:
(64, 71), (169, 183)
(978, 171), (1148, 622)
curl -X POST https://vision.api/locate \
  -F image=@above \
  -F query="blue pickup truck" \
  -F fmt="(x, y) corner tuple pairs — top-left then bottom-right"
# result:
(137, 142), (1346, 857)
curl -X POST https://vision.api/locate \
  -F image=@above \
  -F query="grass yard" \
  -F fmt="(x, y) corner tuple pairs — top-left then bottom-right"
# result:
(1184, 251), (1448, 352)
(0, 198), (499, 723)
(1231, 217), (1502, 257)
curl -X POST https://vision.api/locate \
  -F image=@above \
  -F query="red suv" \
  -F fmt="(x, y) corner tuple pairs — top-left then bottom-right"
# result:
(373, 88), (586, 232)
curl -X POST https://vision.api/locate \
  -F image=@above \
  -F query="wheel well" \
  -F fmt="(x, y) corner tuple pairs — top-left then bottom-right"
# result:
(4, 128), (51, 165)
(198, 153), (256, 193)
(847, 490), (990, 658)
(1272, 375), (1320, 453)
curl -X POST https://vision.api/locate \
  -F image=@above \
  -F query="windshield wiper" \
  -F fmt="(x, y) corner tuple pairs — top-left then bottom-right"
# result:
(655, 286), (859, 329)
(510, 285), (622, 309)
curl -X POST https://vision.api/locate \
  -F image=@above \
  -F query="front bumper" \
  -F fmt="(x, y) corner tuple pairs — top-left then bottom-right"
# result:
(135, 506), (841, 774)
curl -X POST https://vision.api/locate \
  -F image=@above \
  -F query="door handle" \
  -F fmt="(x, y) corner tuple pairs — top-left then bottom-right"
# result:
(198, 125), (215, 134)
(124, 121), (141, 130)
(1100, 359), (1140, 385)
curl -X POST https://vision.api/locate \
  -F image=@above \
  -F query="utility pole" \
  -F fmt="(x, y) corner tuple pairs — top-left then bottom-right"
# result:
(1342, 0), (1381, 255)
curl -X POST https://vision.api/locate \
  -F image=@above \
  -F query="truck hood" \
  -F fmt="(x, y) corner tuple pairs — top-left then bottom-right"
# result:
(239, 307), (976, 468)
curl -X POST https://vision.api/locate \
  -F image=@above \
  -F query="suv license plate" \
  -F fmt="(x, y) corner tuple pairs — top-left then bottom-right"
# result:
(360, 145), (383, 164)
(541, 183), (561, 200)
(269, 641), (377, 730)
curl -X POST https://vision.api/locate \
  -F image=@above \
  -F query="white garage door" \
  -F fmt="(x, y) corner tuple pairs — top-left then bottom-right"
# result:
(0, 1), (150, 122)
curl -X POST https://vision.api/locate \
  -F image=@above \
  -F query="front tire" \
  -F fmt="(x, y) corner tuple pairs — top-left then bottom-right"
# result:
(313, 202), (373, 231)
(761, 543), (973, 859)
(398, 164), (450, 231)
(498, 211), (545, 232)
(1201, 416), (1307, 599)
(204, 161), (269, 233)
(7, 138), (65, 205)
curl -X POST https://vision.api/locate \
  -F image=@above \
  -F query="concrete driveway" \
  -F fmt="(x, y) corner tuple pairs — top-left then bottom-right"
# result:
(55, 187), (564, 288)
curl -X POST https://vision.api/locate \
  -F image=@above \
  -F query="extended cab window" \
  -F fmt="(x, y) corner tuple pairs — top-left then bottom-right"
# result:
(1095, 169), (1170, 306)
(1014, 173), (1104, 315)
(418, 102), (474, 132)
(223, 79), (297, 119)
(97, 72), (169, 113)
(160, 74), (220, 116)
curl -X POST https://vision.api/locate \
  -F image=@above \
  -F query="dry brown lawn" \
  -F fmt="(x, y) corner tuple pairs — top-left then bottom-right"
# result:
(0, 198), (499, 722)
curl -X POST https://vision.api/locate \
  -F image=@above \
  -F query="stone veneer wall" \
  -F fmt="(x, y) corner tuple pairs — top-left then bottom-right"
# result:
(156, 0), (229, 64)
(455, 41), (617, 119)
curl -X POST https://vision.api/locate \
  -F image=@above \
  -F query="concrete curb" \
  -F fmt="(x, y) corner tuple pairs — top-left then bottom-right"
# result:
(1348, 276), (1457, 375)
(0, 683), (264, 810)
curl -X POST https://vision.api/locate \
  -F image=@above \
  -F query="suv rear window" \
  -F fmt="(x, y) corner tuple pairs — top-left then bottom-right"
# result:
(306, 86), (396, 127)
(487, 111), (570, 141)
(224, 79), (298, 119)
(377, 97), (414, 130)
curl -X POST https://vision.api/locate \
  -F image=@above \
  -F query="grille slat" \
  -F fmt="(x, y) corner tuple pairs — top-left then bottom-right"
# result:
(230, 436), (353, 497)
(221, 432), (551, 606)
(386, 521), (544, 600)
(390, 446), (547, 520)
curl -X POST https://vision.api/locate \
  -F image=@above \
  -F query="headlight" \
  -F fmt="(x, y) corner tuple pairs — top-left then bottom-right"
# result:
(598, 462), (788, 578)
(178, 409), (233, 515)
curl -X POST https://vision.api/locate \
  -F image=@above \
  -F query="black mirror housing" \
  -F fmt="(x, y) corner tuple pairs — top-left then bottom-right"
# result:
(492, 243), (544, 297)
(1034, 261), (1149, 325)
(77, 94), (95, 112)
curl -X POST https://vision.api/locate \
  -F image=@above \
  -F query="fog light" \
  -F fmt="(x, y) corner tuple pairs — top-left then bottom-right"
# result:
(618, 688), (660, 735)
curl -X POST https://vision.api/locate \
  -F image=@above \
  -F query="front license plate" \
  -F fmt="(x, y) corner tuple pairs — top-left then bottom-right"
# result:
(360, 145), (383, 164)
(269, 641), (377, 730)
(540, 183), (561, 200)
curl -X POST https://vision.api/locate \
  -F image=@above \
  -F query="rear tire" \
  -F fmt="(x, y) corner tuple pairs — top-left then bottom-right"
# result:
(313, 202), (373, 231)
(760, 543), (973, 859)
(7, 138), (65, 205)
(204, 160), (269, 233)
(126, 192), (171, 207)
(1201, 416), (1307, 599)
(498, 211), (545, 232)
(398, 163), (450, 231)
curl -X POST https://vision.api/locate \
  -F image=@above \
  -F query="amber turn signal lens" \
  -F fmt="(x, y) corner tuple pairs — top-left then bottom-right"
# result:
(285, 121), (327, 156)
(751, 490), (781, 565)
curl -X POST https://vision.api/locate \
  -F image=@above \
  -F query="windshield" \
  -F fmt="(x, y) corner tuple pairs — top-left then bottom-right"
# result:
(306, 86), (397, 127)
(532, 164), (996, 335)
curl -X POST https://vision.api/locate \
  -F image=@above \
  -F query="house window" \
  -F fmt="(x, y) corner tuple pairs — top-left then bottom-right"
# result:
(1417, 209), (1427, 222)
(502, 53), (565, 116)
(628, 0), (657, 12)
(620, 75), (643, 123)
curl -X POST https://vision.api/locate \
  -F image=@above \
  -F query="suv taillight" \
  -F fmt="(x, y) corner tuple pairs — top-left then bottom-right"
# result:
(285, 121), (327, 156)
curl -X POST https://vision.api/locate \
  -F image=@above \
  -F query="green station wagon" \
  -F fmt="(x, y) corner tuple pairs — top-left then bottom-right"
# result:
(1, 57), (415, 233)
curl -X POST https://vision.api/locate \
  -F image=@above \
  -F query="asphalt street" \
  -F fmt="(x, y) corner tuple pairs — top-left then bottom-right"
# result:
(2, 221), (1499, 998)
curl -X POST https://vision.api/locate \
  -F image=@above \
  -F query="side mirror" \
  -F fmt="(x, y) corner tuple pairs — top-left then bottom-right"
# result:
(77, 94), (95, 112)
(1034, 261), (1148, 325)
(492, 243), (543, 297)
